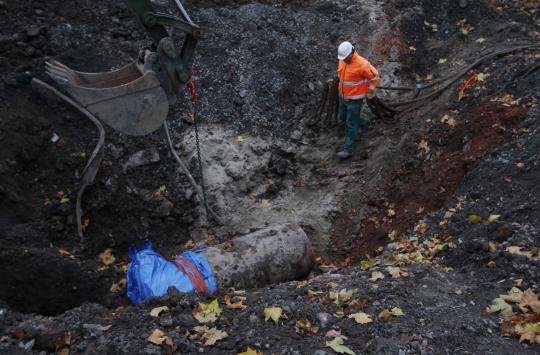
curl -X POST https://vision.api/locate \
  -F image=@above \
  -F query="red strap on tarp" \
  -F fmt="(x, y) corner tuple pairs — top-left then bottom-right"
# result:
(173, 255), (208, 293)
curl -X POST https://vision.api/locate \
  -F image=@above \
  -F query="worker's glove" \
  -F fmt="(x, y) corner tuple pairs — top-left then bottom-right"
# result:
(367, 90), (376, 99)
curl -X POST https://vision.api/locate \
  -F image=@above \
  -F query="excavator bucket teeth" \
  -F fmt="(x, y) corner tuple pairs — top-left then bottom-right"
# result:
(45, 60), (169, 136)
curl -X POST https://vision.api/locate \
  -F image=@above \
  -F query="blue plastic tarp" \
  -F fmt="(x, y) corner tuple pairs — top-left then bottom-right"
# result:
(126, 241), (217, 304)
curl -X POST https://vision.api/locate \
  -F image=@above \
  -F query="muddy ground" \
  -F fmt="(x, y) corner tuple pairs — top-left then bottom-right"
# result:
(1, 0), (539, 354)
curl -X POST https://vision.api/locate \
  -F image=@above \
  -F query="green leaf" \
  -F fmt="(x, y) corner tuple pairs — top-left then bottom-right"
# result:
(193, 299), (223, 323)
(390, 307), (405, 316)
(326, 336), (356, 355)
(468, 214), (483, 223)
(476, 73), (487, 82)
(487, 297), (514, 317)
(485, 214), (500, 224)
(334, 289), (355, 307)
(360, 259), (375, 271)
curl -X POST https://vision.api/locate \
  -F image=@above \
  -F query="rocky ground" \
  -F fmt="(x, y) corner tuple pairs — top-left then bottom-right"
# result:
(1, 0), (539, 354)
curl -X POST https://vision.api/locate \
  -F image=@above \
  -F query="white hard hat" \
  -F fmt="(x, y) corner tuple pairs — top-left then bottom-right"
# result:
(337, 41), (354, 60)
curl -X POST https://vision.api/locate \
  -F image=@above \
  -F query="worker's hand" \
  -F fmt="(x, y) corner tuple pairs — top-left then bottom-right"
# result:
(367, 90), (376, 99)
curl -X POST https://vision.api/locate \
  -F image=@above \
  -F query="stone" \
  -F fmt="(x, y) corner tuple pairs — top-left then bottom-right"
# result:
(158, 315), (174, 327)
(316, 312), (332, 328)
(153, 199), (174, 217)
(122, 147), (160, 172)
(26, 26), (40, 38)
(290, 130), (302, 141)
(25, 46), (36, 56)
(249, 314), (259, 324)
(143, 344), (161, 354)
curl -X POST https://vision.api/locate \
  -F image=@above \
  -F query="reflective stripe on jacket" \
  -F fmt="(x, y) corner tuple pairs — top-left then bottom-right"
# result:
(337, 52), (380, 100)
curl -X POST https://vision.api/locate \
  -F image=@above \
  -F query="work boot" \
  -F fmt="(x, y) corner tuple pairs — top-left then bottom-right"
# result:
(336, 150), (352, 159)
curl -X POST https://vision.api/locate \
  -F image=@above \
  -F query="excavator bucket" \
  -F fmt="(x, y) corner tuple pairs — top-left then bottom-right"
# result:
(45, 59), (170, 136)
(42, 0), (203, 136)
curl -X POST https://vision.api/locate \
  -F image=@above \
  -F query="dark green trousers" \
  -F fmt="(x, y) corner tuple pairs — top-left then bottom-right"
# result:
(338, 97), (369, 153)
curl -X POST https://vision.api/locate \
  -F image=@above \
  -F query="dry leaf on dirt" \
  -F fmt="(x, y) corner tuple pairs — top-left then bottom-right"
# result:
(191, 326), (228, 346)
(326, 336), (355, 355)
(417, 140), (430, 153)
(110, 278), (126, 293)
(333, 289), (355, 307)
(150, 306), (169, 317)
(360, 259), (376, 271)
(414, 223), (430, 234)
(515, 323), (540, 344)
(58, 248), (75, 259)
(308, 290), (324, 296)
(147, 329), (176, 353)
(468, 214), (483, 223)
(295, 319), (319, 336)
(500, 287), (524, 303)
(55, 334), (71, 351)
(370, 271), (384, 282)
(379, 307), (405, 321)
(386, 266), (409, 278)
(498, 94), (519, 106)
(99, 249), (115, 265)
(237, 346), (263, 355)
(193, 299), (223, 324)
(487, 297), (515, 317)
(506, 246), (536, 259)
(348, 312), (373, 324)
(520, 289), (540, 314)
(440, 114), (460, 127)
(264, 306), (283, 324)
(387, 209), (396, 217)
(224, 294), (247, 310)
(391, 307), (405, 316)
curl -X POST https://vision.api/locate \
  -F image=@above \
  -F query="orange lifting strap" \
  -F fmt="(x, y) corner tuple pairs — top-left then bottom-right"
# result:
(173, 256), (209, 293)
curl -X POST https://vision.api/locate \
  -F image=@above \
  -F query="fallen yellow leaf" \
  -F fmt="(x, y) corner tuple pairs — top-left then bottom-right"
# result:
(224, 294), (247, 310)
(191, 326), (228, 346)
(237, 346), (263, 355)
(370, 271), (384, 282)
(264, 307), (283, 324)
(150, 306), (169, 317)
(193, 299), (223, 324)
(348, 312), (373, 324)
(99, 249), (115, 265)
(326, 336), (355, 354)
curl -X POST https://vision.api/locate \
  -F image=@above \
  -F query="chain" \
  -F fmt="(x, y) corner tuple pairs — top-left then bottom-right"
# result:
(187, 81), (210, 222)
(193, 114), (209, 219)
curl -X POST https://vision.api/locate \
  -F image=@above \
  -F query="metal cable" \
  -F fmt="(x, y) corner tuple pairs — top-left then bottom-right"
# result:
(31, 78), (105, 245)
(163, 121), (220, 223)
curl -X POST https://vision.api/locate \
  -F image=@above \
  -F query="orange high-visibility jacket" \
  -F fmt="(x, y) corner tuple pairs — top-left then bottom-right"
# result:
(337, 52), (380, 101)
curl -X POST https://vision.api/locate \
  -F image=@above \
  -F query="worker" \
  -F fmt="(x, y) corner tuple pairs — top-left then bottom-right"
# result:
(336, 41), (380, 159)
